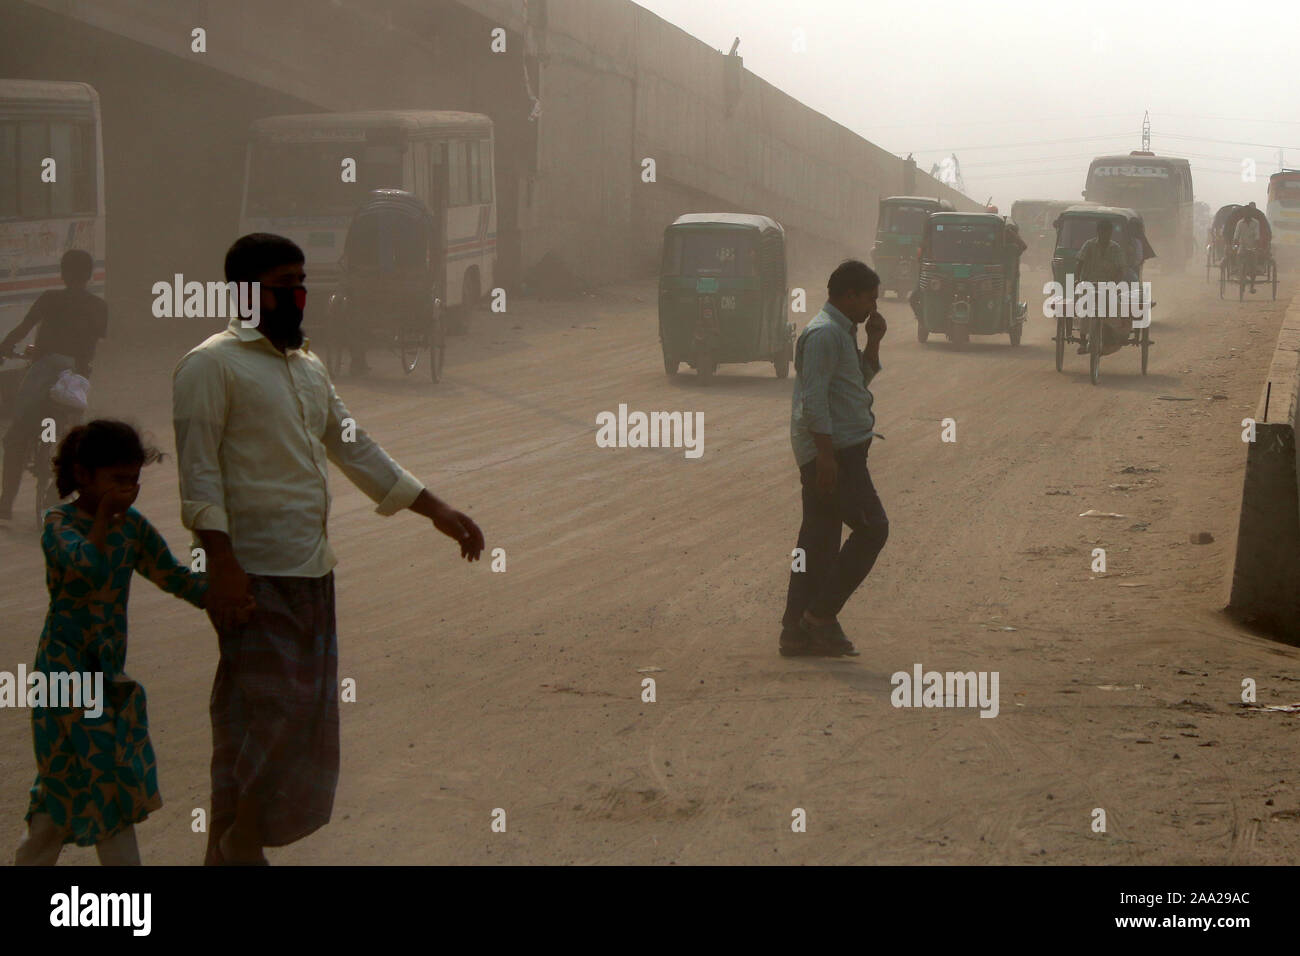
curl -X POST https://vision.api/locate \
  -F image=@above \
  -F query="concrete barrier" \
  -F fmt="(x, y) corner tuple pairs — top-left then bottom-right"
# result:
(1227, 294), (1300, 645)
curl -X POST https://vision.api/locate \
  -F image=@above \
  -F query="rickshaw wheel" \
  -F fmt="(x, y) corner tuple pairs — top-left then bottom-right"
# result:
(1239, 263), (1247, 301)
(769, 351), (790, 382)
(398, 326), (421, 375)
(1089, 318), (1102, 386)
(1140, 325), (1150, 375)
(1054, 317), (1066, 372)
(916, 322), (929, 344)
(324, 295), (346, 376)
(1218, 261), (1227, 299)
(663, 352), (680, 377)
(1272, 261), (1278, 301)
(430, 317), (446, 383)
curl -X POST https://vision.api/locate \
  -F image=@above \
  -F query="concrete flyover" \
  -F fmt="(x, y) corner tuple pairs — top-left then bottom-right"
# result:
(1228, 291), (1300, 645)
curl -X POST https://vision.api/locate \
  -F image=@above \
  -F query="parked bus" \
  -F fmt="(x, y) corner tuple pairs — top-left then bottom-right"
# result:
(0, 80), (105, 334)
(1267, 169), (1300, 263)
(1083, 151), (1194, 271)
(239, 110), (496, 330)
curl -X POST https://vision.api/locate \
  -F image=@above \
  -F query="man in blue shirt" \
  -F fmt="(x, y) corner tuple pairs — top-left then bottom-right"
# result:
(781, 260), (889, 657)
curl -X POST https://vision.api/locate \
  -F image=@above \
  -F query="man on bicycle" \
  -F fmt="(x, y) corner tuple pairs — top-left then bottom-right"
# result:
(1073, 219), (1127, 354)
(0, 249), (107, 519)
(1233, 202), (1262, 294)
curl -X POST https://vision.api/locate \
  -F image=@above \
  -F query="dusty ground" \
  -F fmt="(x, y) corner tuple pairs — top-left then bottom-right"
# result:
(1, 265), (1297, 865)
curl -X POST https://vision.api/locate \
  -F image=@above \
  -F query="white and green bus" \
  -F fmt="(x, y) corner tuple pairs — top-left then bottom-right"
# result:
(239, 110), (497, 326)
(0, 80), (106, 333)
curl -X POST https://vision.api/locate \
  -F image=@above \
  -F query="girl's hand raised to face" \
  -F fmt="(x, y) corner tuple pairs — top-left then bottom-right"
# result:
(96, 485), (139, 527)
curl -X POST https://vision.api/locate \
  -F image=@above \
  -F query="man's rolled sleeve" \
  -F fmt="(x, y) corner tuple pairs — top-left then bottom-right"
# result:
(323, 384), (426, 516)
(798, 329), (835, 435)
(172, 350), (230, 534)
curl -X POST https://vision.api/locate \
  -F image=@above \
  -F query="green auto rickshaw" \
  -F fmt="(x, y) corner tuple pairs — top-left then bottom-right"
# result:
(872, 196), (954, 298)
(910, 212), (1028, 348)
(658, 213), (793, 382)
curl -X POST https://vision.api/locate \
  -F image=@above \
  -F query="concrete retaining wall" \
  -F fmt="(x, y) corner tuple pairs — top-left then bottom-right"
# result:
(1228, 294), (1300, 645)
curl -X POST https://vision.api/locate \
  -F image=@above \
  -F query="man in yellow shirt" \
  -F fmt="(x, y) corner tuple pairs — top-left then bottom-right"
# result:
(173, 233), (485, 865)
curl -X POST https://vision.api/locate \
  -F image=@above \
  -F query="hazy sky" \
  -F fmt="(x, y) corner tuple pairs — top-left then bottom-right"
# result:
(632, 0), (1300, 213)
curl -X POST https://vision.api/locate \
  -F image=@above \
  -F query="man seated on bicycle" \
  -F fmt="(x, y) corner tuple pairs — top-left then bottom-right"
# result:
(0, 249), (107, 520)
(1073, 220), (1128, 355)
(1233, 202), (1262, 295)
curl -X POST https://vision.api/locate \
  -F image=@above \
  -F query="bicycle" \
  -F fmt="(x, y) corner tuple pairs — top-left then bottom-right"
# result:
(1, 350), (82, 528)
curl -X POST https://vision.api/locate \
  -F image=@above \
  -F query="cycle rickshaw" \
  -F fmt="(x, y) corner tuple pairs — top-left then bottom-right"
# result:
(1217, 205), (1278, 301)
(324, 189), (447, 381)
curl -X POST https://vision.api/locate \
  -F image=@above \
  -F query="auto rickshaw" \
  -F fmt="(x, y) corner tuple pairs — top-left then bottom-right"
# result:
(325, 189), (446, 382)
(658, 213), (793, 382)
(872, 196), (954, 298)
(1009, 199), (1073, 271)
(1049, 204), (1156, 383)
(910, 212), (1028, 348)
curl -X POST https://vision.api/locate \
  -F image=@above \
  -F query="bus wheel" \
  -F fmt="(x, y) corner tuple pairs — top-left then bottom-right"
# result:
(448, 271), (480, 336)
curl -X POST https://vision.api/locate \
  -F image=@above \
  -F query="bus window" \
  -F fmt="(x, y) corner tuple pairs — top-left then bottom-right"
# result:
(19, 121), (47, 218)
(48, 121), (75, 216)
(72, 124), (95, 212)
(0, 123), (16, 218)
(428, 142), (446, 210)
(478, 139), (493, 204)
(449, 140), (469, 206)
(467, 139), (481, 204)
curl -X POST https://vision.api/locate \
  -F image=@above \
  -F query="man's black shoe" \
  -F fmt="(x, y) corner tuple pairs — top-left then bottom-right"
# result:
(779, 624), (816, 657)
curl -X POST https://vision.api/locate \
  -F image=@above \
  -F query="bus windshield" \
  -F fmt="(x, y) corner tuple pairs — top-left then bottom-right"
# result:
(881, 205), (931, 236)
(929, 222), (999, 263)
(1087, 166), (1178, 207)
(245, 141), (404, 217)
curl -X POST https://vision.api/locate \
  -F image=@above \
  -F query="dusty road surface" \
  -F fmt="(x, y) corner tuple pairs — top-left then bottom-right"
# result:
(2, 268), (1297, 865)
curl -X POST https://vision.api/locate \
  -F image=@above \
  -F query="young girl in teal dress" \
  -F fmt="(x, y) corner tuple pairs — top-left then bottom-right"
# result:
(13, 420), (208, 865)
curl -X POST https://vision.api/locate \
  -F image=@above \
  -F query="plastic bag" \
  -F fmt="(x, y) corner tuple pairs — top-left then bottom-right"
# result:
(49, 369), (90, 410)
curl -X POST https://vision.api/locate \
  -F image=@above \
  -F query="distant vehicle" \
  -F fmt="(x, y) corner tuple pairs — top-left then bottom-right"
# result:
(1049, 204), (1155, 383)
(871, 196), (953, 299)
(657, 213), (792, 382)
(1267, 169), (1300, 263)
(1206, 204), (1242, 280)
(1216, 205), (1276, 302)
(1083, 151), (1194, 272)
(0, 80), (105, 333)
(910, 212), (1027, 349)
(325, 189), (446, 381)
(240, 110), (496, 334)
(1009, 199), (1073, 270)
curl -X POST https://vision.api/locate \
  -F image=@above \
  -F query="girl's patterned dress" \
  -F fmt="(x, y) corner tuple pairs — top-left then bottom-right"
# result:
(27, 502), (207, 846)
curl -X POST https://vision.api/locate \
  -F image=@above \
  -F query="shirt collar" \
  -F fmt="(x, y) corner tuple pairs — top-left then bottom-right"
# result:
(822, 302), (854, 332)
(224, 316), (311, 354)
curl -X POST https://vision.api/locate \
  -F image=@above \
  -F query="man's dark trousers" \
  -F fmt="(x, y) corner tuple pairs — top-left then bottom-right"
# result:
(782, 440), (889, 627)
